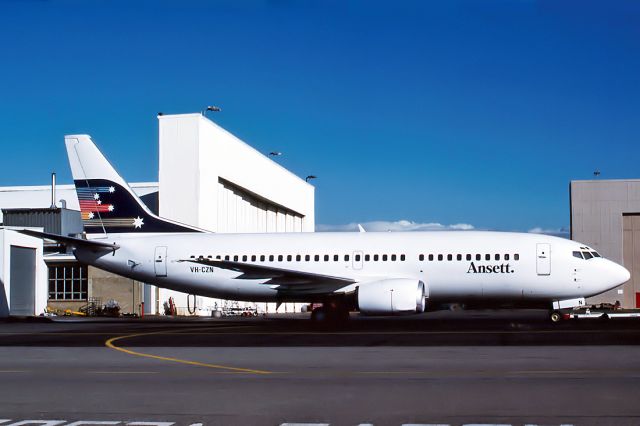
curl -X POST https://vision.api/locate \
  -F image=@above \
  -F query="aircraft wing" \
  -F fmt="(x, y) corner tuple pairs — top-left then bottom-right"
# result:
(179, 258), (356, 295)
(18, 229), (120, 252)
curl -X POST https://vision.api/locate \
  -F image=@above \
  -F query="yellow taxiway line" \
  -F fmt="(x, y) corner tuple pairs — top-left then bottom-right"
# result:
(104, 327), (272, 375)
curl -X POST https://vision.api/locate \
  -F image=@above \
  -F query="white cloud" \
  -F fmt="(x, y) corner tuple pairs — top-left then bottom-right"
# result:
(316, 220), (475, 232)
(528, 227), (570, 238)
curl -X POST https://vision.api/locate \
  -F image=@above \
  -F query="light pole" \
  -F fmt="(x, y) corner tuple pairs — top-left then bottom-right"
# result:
(203, 105), (221, 116)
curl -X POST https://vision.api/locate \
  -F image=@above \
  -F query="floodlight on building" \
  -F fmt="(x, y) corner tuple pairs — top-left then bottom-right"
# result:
(305, 175), (317, 182)
(203, 106), (221, 116)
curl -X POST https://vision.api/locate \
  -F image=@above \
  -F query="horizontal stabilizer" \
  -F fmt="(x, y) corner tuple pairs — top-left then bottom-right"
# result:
(18, 229), (120, 252)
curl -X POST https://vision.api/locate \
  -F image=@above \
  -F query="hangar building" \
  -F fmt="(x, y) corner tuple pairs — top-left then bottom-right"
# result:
(0, 113), (314, 317)
(570, 179), (640, 308)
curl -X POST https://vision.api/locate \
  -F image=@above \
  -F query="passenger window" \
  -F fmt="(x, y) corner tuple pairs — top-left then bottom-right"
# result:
(457, 254), (462, 261)
(573, 251), (583, 259)
(277, 255), (282, 262)
(334, 254), (339, 261)
(400, 254), (406, 261)
(250, 255), (256, 262)
(419, 254), (424, 261)
(583, 251), (593, 260)
(365, 254), (371, 261)
(391, 254), (397, 261)
(305, 255), (310, 261)
(382, 254), (388, 261)
(495, 254), (500, 261)
(504, 254), (510, 261)
(514, 254), (520, 261)
(234, 255), (239, 262)
(269, 255), (274, 262)
(345, 254), (350, 261)
(242, 255), (247, 262)
(216, 255), (221, 260)
(466, 254), (471, 261)
(485, 254), (490, 261)
(447, 254), (453, 261)
(287, 255), (292, 261)
(438, 254), (443, 261)
(314, 255), (320, 261)
(374, 254), (379, 261)
(429, 254), (434, 261)
(476, 254), (481, 261)
(355, 254), (361, 261)
(296, 254), (301, 261)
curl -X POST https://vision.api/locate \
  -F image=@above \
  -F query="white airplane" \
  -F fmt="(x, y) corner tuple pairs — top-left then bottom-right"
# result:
(22, 135), (630, 322)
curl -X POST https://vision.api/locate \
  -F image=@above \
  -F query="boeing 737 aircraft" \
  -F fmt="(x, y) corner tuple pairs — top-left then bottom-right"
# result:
(22, 135), (630, 322)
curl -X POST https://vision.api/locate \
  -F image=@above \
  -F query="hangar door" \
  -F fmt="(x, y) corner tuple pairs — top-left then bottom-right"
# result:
(10, 246), (36, 316)
(623, 214), (639, 308)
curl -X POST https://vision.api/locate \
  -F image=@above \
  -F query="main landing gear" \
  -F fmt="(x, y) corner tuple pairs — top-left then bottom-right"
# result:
(310, 301), (351, 324)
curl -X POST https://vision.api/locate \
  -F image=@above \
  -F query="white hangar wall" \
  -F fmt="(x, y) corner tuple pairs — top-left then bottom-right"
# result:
(0, 228), (48, 317)
(158, 113), (314, 233)
(155, 113), (315, 315)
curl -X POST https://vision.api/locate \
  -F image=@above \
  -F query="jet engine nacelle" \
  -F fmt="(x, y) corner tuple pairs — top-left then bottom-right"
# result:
(357, 279), (427, 316)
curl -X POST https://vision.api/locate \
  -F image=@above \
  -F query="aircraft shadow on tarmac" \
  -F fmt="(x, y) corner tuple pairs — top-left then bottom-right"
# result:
(2, 310), (640, 347)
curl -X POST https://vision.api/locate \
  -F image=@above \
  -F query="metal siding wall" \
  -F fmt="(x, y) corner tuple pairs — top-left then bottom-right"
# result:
(571, 180), (640, 307)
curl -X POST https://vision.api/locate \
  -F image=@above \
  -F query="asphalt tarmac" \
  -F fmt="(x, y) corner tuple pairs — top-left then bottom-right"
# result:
(1, 310), (639, 426)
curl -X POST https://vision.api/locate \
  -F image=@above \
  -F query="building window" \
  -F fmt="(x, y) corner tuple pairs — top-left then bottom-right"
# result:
(48, 264), (88, 301)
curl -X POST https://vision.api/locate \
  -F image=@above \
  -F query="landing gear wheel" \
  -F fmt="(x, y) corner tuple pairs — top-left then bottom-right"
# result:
(310, 305), (350, 325)
(550, 311), (562, 323)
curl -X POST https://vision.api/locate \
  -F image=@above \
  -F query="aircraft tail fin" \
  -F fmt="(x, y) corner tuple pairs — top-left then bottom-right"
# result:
(65, 135), (203, 235)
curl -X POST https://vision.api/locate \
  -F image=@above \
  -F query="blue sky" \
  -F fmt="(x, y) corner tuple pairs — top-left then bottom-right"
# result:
(0, 0), (638, 233)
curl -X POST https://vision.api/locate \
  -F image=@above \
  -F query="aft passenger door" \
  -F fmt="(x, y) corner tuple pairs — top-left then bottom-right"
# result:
(536, 243), (551, 276)
(154, 246), (168, 277)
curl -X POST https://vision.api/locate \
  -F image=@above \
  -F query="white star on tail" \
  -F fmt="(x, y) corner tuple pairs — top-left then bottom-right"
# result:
(109, 186), (115, 193)
(133, 216), (144, 228)
(93, 193), (100, 200)
(88, 212), (94, 219)
(108, 205), (114, 212)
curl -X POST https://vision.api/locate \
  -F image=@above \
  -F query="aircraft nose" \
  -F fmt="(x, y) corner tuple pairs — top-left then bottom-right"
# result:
(609, 261), (630, 287)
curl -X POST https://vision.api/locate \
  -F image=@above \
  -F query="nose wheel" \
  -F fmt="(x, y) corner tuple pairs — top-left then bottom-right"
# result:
(549, 310), (562, 323)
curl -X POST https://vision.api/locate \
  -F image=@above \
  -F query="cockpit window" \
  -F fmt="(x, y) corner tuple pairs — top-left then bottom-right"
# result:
(591, 251), (601, 258)
(583, 251), (593, 260)
(573, 251), (583, 259)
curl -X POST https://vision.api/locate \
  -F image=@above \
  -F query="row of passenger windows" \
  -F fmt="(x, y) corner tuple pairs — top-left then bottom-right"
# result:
(190, 254), (407, 262)
(189, 253), (520, 262)
(419, 253), (519, 262)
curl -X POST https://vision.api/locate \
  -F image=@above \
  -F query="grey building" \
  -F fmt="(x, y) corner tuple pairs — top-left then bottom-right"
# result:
(570, 179), (640, 308)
